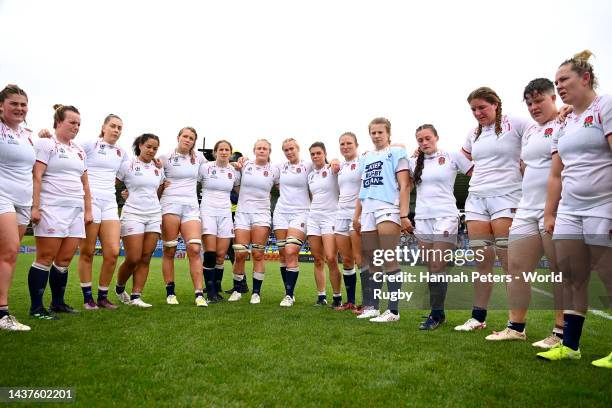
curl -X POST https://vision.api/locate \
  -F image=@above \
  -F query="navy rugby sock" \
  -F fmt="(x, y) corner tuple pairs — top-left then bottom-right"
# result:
(562, 313), (585, 351)
(472, 307), (487, 323)
(165, 282), (176, 297)
(49, 264), (68, 306)
(343, 268), (357, 304)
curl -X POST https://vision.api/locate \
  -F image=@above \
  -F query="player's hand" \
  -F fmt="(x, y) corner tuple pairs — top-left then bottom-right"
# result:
(153, 158), (163, 169)
(329, 159), (340, 174)
(38, 128), (52, 138)
(352, 217), (361, 233)
(121, 189), (129, 200)
(544, 214), (556, 235)
(557, 104), (573, 123)
(31, 207), (41, 224)
(237, 156), (248, 168)
(401, 217), (414, 234)
(84, 210), (94, 225)
(162, 180), (171, 189)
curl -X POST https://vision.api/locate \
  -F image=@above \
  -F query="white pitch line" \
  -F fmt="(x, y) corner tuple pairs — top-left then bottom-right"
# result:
(531, 287), (612, 321)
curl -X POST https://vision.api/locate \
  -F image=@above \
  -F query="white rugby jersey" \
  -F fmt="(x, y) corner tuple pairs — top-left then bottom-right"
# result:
(0, 122), (35, 206)
(336, 157), (361, 219)
(81, 138), (129, 202)
(462, 115), (531, 197)
(199, 162), (241, 217)
(35, 136), (87, 208)
(275, 160), (312, 213)
(236, 160), (280, 213)
(552, 94), (612, 216)
(408, 150), (473, 219)
(159, 151), (206, 206)
(116, 158), (165, 215)
(518, 120), (560, 211)
(308, 164), (339, 213)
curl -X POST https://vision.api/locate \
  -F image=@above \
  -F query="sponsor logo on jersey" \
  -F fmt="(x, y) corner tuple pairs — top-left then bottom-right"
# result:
(544, 127), (554, 138)
(362, 161), (384, 187)
(438, 157), (445, 165)
(443, 230), (449, 237)
(583, 115), (594, 128)
(296, 167), (301, 173)
(58, 146), (69, 159)
(212, 169), (216, 175)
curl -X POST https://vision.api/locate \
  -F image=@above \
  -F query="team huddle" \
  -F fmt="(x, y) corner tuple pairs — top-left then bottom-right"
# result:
(0, 50), (609, 368)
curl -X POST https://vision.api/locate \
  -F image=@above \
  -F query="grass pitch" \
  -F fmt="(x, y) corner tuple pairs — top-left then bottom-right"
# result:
(1, 250), (611, 407)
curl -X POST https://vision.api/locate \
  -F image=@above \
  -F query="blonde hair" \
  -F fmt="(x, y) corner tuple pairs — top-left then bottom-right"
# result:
(560, 49), (597, 89)
(281, 138), (299, 151)
(368, 117), (391, 135)
(178, 126), (198, 156)
(254, 138), (272, 162)
(99, 114), (122, 138)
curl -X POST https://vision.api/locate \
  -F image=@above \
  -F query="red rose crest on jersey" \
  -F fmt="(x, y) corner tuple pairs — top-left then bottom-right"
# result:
(351, 163), (356, 170)
(228, 172), (233, 179)
(297, 167), (302, 173)
(438, 157), (445, 165)
(264, 171), (269, 177)
(544, 128), (553, 138)
(154, 169), (159, 176)
(322, 171), (327, 178)
(116, 149), (122, 157)
(583, 115), (594, 128)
